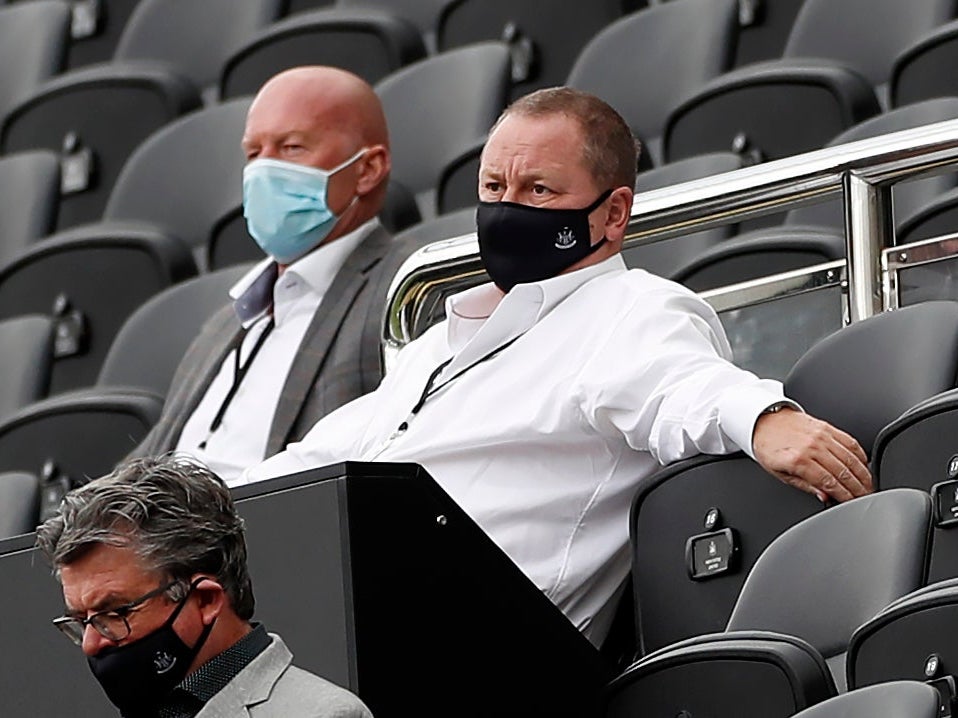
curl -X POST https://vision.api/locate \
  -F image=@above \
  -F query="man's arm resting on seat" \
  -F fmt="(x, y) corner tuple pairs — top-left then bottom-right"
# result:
(752, 406), (873, 503)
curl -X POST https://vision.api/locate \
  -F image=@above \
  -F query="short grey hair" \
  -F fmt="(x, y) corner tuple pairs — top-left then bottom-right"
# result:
(36, 454), (255, 620)
(491, 86), (640, 191)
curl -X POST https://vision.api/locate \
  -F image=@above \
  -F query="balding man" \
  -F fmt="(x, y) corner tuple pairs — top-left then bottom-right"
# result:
(245, 87), (871, 647)
(130, 67), (393, 482)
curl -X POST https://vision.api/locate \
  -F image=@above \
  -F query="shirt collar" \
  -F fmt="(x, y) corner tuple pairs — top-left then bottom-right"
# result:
(229, 219), (380, 327)
(445, 253), (627, 355)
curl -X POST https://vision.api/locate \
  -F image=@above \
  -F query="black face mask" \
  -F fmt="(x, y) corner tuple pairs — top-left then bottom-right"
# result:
(476, 189), (614, 292)
(87, 583), (214, 717)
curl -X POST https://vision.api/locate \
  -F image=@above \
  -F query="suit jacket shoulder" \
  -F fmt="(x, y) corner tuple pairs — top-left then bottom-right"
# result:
(197, 634), (373, 718)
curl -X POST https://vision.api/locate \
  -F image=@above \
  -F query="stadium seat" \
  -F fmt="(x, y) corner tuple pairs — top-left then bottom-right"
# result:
(732, 0), (806, 67)
(0, 66), (201, 230)
(848, 579), (958, 699)
(0, 151), (60, 264)
(100, 97), (252, 270)
(0, 316), (54, 421)
(892, 19), (958, 108)
(898, 187), (958, 246)
(112, 0), (284, 96)
(785, 98), (958, 231)
(437, 0), (644, 100)
(627, 153), (744, 277)
(784, 301), (958, 457)
(219, 8), (427, 98)
(790, 682), (940, 718)
(670, 225), (845, 291)
(0, 1), (69, 121)
(61, 0), (142, 69)
(664, 0), (957, 163)
(566, 0), (739, 165)
(0, 471), (40, 539)
(615, 488), (932, 713)
(0, 224), (196, 394)
(375, 42), (511, 218)
(630, 453), (823, 654)
(98, 264), (250, 397)
(336, 0), (451, 53)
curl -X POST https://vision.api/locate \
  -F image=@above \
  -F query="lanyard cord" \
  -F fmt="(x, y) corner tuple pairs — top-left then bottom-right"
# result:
(409, 334), (522, 417)
(200, 317), (276, 447)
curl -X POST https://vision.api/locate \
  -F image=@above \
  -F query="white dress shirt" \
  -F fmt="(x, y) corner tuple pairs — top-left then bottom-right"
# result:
(245, 253), (791, 645)
(175, 221), (378, 482)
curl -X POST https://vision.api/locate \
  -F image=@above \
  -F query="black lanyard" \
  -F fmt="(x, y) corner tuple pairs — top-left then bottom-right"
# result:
(408, 334), (522, 420)
(199, 317), (276, 449)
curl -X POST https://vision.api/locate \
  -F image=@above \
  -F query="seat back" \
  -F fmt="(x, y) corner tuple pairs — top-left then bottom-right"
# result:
(437, 0), (639, 100)
(566, 0), (738, 163)
(784, 301), (958, 456)
(338, 0), (451, 51)
(98, 264), (250, 396)
(786, 98), (958, 230)
(103, 98), (253, 270)
(0, 316), (54, 421)
(784, 0), (957, 87)
(873, 388), (958, 582)
(848, 579), (958, 697)
(0, 150), (60, 265)
(220, 8), (427, 97)
(630, 453), (823, 655)
(63, 0), (142, 69)
(375, 42), (511, 216)
(892, 20), (958, 107)
(0, 224), (196, 394)
(0, 0), (69, 120)
(0, 472), (40, 539)
(605, 631), (836, 718)
(789, 682), (940, 718)
(113, 0), (284, 91)
(728, 489), (932, 665)
(0, 67), (201, 230)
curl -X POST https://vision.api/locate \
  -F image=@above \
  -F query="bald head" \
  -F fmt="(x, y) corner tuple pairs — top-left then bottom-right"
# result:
(242, 66), (392, 242)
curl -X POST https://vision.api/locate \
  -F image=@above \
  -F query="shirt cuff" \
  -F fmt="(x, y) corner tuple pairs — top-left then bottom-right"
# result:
(718, 381), (802, 460)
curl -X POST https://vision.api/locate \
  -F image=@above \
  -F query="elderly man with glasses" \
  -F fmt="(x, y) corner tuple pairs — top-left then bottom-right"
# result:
(36, 454), (372, 718)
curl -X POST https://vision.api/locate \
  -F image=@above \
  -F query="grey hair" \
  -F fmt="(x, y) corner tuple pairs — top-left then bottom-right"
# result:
(35, 454), (255, 620)
(491, 86), (640, 191)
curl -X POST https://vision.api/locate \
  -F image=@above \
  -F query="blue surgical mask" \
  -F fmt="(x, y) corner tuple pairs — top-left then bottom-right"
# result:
(242, 149), (366, 264)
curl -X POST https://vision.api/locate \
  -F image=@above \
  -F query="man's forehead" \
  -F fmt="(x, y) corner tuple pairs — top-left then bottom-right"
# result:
(480, 113), (589, 173)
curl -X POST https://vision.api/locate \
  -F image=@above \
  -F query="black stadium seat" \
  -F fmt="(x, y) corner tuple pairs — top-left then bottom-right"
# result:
(790, 682), (940, 718)
(59, 0), (143, 70)
(0, 224), (196, 394)
(0, 0), (69, 121)
(892, 19), (958, 107)
(0, 471), (41, 539)
(0, 316), (54, 421)
(566, 0), (739, 165)
(0, 151), (60, 264)
(220, 8), (427, 98)
(665, 0), (957, 164)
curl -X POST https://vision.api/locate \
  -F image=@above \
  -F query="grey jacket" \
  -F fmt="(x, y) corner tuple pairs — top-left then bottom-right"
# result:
(197, 634), (373, 718)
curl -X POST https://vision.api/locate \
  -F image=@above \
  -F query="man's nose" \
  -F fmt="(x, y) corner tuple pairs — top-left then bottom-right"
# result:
(81, 624), (114, 656)
(500, 186), (523, 203)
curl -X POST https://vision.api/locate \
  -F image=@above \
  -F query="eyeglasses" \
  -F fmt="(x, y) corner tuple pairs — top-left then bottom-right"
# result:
(52, 579), (181, 646)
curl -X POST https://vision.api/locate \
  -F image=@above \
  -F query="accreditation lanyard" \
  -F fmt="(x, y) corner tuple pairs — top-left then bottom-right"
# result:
(377, 334), (523, 455)
(198, 316), (276, 450)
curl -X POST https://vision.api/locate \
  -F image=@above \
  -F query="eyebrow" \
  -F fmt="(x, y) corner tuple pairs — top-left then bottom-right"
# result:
(65, 592), (132, 616)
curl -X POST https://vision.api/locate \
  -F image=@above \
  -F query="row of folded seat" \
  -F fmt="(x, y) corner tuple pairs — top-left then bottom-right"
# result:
(603, 299), (958, 715)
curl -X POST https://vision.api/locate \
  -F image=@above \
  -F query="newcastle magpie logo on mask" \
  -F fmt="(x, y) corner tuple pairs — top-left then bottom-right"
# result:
(153, 651), (177, 674)
(554, 227), (576, 249)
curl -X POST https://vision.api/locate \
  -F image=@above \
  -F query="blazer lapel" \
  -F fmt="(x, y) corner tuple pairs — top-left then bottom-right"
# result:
(266, 226), (392, 455)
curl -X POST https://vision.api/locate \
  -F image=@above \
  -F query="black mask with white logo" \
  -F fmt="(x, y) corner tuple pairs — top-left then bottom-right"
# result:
(87, 582), (214, 717)
(476, 189), (614, 292)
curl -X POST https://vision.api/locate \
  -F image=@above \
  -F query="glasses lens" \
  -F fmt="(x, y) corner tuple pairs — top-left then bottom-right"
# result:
(91, 614), (130, 642)
(53, 618), (84, 646)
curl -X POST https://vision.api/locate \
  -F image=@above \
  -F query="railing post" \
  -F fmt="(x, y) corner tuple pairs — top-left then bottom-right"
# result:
(843, 171), (894, 322)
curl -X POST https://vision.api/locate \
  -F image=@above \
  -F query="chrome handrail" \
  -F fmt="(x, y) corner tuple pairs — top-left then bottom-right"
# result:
(383, 117), (958, 364)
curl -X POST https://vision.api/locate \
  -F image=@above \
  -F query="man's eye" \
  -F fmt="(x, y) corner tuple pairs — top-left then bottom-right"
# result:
(532, 185), (549, 195)
(484, 181), (501, 192)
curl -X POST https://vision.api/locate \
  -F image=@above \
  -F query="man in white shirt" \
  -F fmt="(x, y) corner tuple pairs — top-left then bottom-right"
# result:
(244, 87), (873, 645)
(131, 67), (396, 481)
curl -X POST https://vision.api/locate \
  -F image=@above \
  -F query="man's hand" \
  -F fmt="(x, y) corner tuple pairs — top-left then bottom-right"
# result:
(752, 407), (873, 503)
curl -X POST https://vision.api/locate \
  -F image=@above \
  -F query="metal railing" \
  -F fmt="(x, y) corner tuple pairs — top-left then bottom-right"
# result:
(382, 118), (958, 367)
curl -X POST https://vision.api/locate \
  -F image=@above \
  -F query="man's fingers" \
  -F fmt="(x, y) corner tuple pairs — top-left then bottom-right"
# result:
(829, 425), (870, 474)
(817, 443), (871, 498)
(773, 471), (829, 504)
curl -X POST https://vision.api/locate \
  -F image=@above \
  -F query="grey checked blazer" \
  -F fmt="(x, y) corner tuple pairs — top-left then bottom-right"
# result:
(197, 634), (373, 718)
(130, 225), (395, 460)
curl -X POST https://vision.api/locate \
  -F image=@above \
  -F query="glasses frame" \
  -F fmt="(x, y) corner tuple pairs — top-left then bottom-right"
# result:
(52, 579), (182, 646)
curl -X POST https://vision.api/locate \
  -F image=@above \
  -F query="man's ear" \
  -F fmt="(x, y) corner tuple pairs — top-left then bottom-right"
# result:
(355, 145), (390, 196)
(604, 186), (634, 241)
(191, 577), (227, 625)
